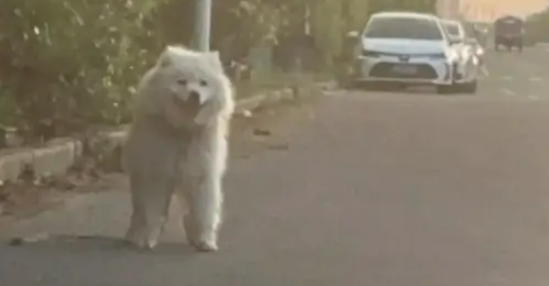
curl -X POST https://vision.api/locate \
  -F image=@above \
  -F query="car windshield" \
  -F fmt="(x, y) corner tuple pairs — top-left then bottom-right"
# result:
(364, 17), (443, 40)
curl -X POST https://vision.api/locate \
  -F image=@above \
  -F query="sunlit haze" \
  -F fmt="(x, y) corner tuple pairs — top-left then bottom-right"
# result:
(459, 0), (547, 20)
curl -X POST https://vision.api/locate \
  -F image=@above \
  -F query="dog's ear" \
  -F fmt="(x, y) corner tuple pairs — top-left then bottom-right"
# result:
(157, 45), (194, 67)
(207, 51), (220, 60)
(204, 51), (224, 71)
(157, 47), (175, 68)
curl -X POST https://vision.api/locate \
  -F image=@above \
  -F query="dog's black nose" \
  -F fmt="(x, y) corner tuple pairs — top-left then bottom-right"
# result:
(188, 90), (200, 103)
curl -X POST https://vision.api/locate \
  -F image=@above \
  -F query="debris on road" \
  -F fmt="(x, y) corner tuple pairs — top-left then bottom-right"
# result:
(252, 128), (271, 136)
(8, 232), (50, 246)
(240, 109), (253, 118)
(267, 143), (289, 150)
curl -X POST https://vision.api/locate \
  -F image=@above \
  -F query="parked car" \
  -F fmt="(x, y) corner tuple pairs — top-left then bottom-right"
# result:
(347, 12), (478, 94)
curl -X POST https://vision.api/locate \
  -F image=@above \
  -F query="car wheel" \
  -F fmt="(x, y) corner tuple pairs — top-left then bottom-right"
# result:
(380, 82), (406, 91)
(345, 80), (360, 90)
(395, 83), (408, 91)
(360, 82), (379, 91)
(350, 80), (372, 90)
(461, 80), (478, 94)
(436, 84), (456, 95)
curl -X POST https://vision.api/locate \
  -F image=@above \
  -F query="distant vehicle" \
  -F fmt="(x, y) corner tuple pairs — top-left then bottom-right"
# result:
(494, 15), (525, 52)
(441, 20), (466, 44)
(346, 12), (478, 94)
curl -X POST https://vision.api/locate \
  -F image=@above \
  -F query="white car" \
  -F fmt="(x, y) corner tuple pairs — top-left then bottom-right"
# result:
(349, 12), (478, 94)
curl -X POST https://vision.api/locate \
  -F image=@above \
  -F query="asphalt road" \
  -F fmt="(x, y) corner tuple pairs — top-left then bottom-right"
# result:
(2, 46), (549, 286)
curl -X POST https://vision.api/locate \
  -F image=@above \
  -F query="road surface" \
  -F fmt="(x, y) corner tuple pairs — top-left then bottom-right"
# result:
(2, 46), (549, 286)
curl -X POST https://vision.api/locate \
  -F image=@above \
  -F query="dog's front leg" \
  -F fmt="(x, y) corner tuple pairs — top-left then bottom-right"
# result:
(183, 120), (229, 253)
(186, 174), (223, 252)
(125, 175), (174, 250)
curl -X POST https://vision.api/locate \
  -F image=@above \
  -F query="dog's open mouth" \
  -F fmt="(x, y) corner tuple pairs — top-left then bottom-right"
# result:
(174, 91), (201, 109)
(187, 91), (201, 105)
(173, 92), (204, 123)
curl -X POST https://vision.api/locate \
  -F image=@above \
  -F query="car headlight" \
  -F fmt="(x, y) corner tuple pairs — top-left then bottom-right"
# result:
(362, 49), (381, 57)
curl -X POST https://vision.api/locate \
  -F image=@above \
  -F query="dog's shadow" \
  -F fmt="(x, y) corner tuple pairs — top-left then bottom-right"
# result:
(1, 234), (199, 257)
(0, 234), (227, 283)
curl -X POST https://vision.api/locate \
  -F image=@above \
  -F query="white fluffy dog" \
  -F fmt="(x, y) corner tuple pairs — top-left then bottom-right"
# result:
(123, 45), (234, 252)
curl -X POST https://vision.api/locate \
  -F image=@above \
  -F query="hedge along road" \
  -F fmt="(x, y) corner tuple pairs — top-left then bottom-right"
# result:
(2, 45), (549, 286)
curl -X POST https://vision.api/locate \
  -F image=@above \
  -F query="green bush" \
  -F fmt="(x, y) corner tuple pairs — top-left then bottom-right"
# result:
(526, 9), (549, 43)
(0, 0), (172, 141)
(369, 0), (436, 14)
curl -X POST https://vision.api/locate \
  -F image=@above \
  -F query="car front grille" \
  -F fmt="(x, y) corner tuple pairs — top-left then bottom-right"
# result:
(369, 63), (438, 80)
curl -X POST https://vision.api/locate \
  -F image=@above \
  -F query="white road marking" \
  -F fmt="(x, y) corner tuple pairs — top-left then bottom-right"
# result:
(479, 65), (490, 77)
(501, 88), (515, 96)
(483, 68), (489, 77)
(528, 77), (542, 82)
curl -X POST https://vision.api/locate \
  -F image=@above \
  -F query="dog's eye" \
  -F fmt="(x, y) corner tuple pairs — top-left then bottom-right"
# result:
(177, 79), (187, 85)
(199, 80), (208, 87)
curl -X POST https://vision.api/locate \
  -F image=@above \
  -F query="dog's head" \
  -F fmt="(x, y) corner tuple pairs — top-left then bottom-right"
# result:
(154, 45), (234, 125)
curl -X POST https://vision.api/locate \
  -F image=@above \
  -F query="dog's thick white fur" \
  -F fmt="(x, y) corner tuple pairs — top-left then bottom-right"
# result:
(123, 45), (234, 252)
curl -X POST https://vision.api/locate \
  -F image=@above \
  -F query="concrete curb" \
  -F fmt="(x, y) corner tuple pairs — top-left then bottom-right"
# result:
(0, 81), (337, 182)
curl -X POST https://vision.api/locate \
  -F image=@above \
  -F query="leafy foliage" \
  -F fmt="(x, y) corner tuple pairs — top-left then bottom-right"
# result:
(0, 0), (171, 141)
(369, 0), (436, 14)
(525, 9), (549, 43)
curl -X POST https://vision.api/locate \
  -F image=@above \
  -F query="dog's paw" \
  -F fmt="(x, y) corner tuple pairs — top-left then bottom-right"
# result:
(190, 239), (219, 253)
(125, 238), (158, 250)
(125, 230), (159, 250)
(183, 215), (220, 253)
